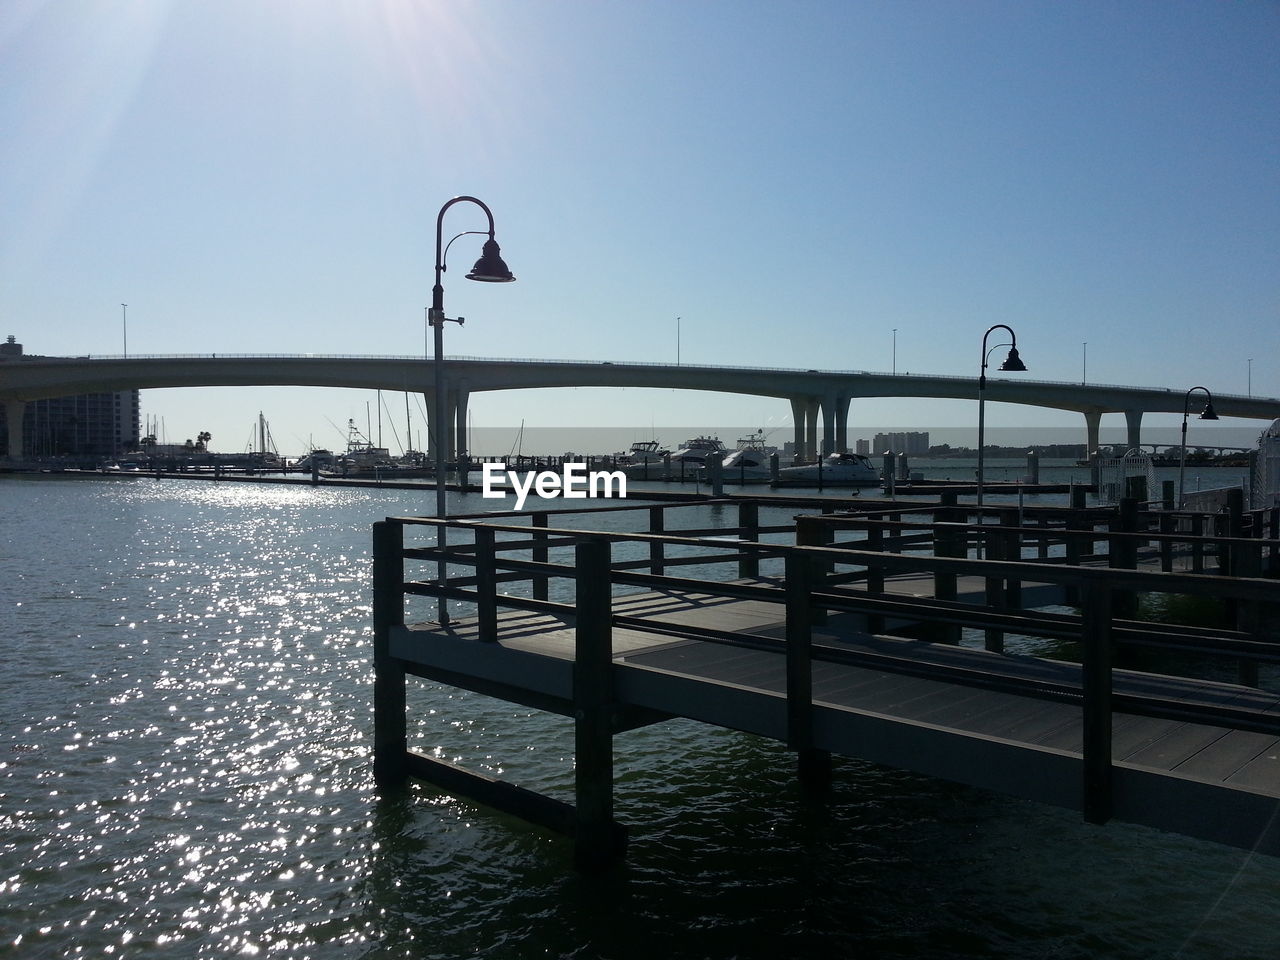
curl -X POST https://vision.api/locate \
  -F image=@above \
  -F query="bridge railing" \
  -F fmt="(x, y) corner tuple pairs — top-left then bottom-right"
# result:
(30, 350), (1273, 400)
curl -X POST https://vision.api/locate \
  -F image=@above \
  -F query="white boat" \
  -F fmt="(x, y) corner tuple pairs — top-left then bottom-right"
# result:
(660, 435), (727, 481)
(619, 439), (672, 478)
(295, 448), (335, 472)
(720, 432), (778, 484)
(670, 435), (726, 466)
(775, 452), (880, 487)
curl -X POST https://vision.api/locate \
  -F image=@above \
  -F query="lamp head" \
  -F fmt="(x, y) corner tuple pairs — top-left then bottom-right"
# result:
(1199, 400), (1219, 421)
(465, 238), (515, 283)
(999, 346), (1027, 372)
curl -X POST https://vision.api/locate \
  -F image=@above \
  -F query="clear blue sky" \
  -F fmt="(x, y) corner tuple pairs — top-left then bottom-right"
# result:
(2, 0), (1276, 455)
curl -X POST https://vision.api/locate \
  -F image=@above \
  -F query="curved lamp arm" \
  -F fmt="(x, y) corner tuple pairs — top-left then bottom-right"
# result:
(431, 196), (501, 319)
(979, 323), (1024, 389)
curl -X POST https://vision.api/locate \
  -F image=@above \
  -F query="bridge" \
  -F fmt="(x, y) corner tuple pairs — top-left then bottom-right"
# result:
(3, 352), (1278, 460)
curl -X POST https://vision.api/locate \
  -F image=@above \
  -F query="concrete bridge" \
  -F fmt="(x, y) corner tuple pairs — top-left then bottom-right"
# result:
(3, 352), (1278, 460)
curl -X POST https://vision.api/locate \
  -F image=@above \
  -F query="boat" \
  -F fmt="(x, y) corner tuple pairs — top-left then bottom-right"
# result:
(295, 448), (335, 472)
(774, 451), (880, 487)
(719, 431), (778, 484)
(322, 420), (416, 478)
(619, 439), (672, 478)
(666, 435), (727, 479)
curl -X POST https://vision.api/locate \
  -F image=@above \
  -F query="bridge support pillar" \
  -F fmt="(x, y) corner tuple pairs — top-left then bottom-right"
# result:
(3, 400), (24, 459)
(804, 399), (819, 461)
(820, 395), (836, 456)
(790, 397), (819, 461)
(1083, 410), (1102, 458)
(424, 390), (449, 465)
(789, 398), (806, 463)
(1124, 409), (1143, 453)
(454, 389), (470, 461)
(826, 395), (851, 453)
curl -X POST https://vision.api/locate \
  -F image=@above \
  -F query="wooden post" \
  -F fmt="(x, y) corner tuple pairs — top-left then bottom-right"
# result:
(1081, 580), (1113, 824)
(1064, 515), (1082, 605)
(1235, 538), (1262, 688)
(1191, 514), (1205, 573)
(574, 537), (625, 870)
(865, 525), (885, 635)
(738, 501), (759, 579)
(372, 520), (408, 789)
(532, 511), (549, 601)
(708, 451), (724, 497)
(1000, 508), (1022, 610)
(1159, 512), (1174, 572)
(475, 526), (498, 642)
(786, 550), (830, 789)
(1111, 500), (1139, 619)
(983, 529), (1005, 653)
(1226, 488), (1246, 583)
(932, 495), (960, 644)
(649, 505), (665, 576)
(796, 516), (828, 626)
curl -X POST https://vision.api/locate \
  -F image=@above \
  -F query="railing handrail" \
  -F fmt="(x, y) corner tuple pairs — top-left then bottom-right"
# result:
(388, 514), (1278, 603)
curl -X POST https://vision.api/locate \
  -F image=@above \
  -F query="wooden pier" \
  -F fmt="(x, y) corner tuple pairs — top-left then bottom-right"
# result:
(371, 496), (1280, 869)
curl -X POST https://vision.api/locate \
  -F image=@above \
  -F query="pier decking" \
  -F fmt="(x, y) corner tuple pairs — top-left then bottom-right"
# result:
(372, 497), (1280, 868)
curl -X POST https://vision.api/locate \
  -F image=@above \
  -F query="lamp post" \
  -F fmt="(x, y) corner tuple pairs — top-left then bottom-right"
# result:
(892, 328), (897, 375)
(1082, 341), (1087, 385)
(976, 324), (1027, 522)
(429, 196), (515, 623)
(1177, 386), (1218, 509)
(121, 303), (127, 357)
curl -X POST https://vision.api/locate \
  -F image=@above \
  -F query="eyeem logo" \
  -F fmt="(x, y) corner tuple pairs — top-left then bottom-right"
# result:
(481, 462), (627, 511)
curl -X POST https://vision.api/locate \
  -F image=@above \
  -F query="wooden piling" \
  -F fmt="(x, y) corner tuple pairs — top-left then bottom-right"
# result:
(372, 520), (408, 789)
(738, 501), (759, 579)
(649, 506), (665, 576)
(786, 550), (830, 790)
(573, 537), (626, 870)
(532, 511), (549, 601)
(1081, 580), (1113, 825)
(475, 526), (498, 642)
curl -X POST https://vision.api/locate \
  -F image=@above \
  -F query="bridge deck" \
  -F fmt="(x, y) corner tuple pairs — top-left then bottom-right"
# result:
(390, 586), (1280, 856)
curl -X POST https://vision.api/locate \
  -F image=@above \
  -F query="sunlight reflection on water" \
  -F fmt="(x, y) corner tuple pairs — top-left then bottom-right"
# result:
(1, 476), (1277, 959)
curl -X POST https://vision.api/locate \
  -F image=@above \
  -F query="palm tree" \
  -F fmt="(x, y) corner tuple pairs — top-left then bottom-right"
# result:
(197, 431), (211, 452)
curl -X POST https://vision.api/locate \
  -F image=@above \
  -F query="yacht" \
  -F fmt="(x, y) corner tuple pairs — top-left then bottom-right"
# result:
(665, 436), (727, 481)
(295, 449), (335, 472)
(775, 451), (880, 487)
(619, 439), (672, 478)
(720, 432), (777, 484)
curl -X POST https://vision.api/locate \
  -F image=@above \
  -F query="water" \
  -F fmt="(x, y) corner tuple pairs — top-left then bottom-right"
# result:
(2, 475), (1278, 960)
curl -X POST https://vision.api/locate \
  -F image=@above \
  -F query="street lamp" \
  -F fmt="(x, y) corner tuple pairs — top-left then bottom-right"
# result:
(122, 303), (127, 357)
(976, 324), (1026, 521)
(892, 328), (897, 375)
(1177, 386), (1218, 509)
(430, 195), (515, 623)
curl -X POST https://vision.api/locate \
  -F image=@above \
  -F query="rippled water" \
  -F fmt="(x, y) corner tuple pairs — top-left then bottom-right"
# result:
(2, 475), (1278, 959)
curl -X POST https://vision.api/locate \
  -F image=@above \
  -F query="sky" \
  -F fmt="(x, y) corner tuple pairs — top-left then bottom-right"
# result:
(2, 0), (1277, 456)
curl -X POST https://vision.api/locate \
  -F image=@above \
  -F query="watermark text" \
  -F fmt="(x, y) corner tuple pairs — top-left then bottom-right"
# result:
(481, 462), (627, 510)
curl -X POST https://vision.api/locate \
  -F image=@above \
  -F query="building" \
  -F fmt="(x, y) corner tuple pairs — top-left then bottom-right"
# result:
(855, 438), (870, 455)
(0, 336), (140, 458)
(872, 431), (929, 455)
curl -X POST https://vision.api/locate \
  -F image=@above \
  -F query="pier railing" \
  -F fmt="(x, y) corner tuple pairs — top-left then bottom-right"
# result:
(373, 496), (1280, 829)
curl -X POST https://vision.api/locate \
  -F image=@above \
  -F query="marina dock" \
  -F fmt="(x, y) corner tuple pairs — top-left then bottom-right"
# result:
(372, 496), (1280, 869)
